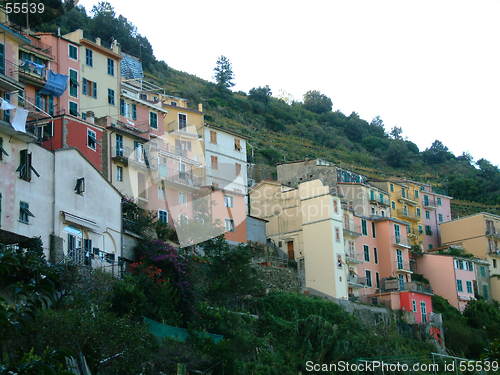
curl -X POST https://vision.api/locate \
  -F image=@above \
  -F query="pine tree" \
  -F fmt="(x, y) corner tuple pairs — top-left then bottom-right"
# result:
(213, 55), (234, 89)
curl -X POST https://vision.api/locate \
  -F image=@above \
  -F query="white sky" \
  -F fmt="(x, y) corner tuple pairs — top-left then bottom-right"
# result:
(79, 0), (500, 166)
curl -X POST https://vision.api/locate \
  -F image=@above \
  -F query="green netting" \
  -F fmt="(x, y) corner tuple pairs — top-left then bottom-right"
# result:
(144, 317), (224, 344)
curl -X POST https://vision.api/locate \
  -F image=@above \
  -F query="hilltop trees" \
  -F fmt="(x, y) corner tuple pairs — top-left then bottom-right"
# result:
(249, 85), (272, 104)
(303, 90), (333, 114)
(214, 55), (235, 89)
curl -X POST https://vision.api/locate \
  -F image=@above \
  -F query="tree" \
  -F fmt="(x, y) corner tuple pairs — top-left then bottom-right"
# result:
(389, 126), (403, 140)
(249, 85), (272, 104)
(7, 0), (77, 29)
(303, 90), (332, 114)
(422, 140), (454, 164)
(213, 56), (235, 89)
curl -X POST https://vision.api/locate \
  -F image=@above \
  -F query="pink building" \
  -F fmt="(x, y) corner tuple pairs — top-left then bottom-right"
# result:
(420, 185), (452, 251)
(416, 250), (479, 311)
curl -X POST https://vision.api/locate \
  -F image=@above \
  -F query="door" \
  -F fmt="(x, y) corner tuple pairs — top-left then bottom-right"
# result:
(287, 241), (294, 260)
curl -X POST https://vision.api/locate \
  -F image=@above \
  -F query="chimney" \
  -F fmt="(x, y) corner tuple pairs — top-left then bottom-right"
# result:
(111, 39), (120, 54)
(86, 111), (95, 124)
(95, 37), (101, 46)
(198, 103), (203, 113)
(57, 27), (61, 37)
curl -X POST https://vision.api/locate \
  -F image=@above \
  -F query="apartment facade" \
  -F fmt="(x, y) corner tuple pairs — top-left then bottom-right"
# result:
(204, 125), (248, 243)
(440, 213), (500, 302)
(250, 179), (348, 299)
(0, 124), (123, 268)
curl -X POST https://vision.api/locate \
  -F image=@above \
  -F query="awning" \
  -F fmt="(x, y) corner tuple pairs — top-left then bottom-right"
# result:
(39, 70), (68, 97)
(61, 211), (102, 233)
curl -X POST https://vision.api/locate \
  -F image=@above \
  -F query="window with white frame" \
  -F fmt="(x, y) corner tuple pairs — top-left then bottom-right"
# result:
(420, 301), (427, 322)
(412, 299), (417, 312)
(116, 166), (123, 182)
(87, 129), (96, 150)
(225, 219), (235, 232)
(150, 112), (158, 129)
(68, 44), (78, 60)
(224, 195), (233, 208)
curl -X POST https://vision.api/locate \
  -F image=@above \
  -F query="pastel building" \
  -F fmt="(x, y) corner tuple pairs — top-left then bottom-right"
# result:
(0, 123), (123, 270)
(440, 213), (500, 302)
(249, 179), (348, 299)
(419, 185), (452, 251)
(204, 124), (248, 243)
(416, 249), (490, 311)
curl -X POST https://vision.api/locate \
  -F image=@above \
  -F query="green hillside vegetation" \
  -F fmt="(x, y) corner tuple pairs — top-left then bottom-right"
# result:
(34, 1), (500, 208)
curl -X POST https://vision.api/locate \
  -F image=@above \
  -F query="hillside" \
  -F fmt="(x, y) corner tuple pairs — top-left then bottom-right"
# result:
(37, 3), (500, 212)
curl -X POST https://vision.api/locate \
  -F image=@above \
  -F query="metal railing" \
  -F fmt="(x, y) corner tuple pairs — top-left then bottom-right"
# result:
(368, 194), (390, 206)
(348, 275), (366, 287)
(345, 249), (363, 263)
(392, 234), (410, 247)
(397, 209), (419, 221)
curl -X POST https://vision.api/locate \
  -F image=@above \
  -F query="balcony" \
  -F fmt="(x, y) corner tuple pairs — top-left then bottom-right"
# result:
(348, 275), (366, 288)
(392, 234), (411, 249)
(343, 222), (362, 237)
(111, 145), (157, 170)
(381, 279), (431, 294)
(396, 262), (413, 274)
(398, 194), (418, 206)
(0, 58), (24, 91)
(423, 200), (436, 210)
(345, 249), (363, 264)
(486, 227), (500, 240)
(168, 120), (200, 139)
(397, 209), (419, 222)
(368, 194), (390, 206)
(18, 59), (48, 88)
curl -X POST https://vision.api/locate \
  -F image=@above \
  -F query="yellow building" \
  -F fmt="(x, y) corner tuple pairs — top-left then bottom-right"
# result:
(64, 29), (121, 119)
(371, 180), (424, 248)
(249, 179), (348, 299)
(440, 213), (500, 302)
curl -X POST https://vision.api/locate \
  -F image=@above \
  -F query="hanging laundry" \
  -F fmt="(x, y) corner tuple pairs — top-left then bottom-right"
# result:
(0, 98), (16, 111)
(39, 70), (68, 97)
(11, 107), (29, 133)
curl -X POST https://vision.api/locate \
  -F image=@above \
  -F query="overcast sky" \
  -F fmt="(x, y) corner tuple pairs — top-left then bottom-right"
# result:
(79, 0), (500, 166)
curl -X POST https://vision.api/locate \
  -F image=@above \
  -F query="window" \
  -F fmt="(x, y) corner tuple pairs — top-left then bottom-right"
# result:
(396, 249), (403, 270)
(361, 219), (367, 235)
(428, 244), (433, 250)
(390, 183), (394, 192)
(399, 274), (405, 290)
(414, 190), (419, 199)
(391, 201), (396, 209)
(494, 259), (497, 268)
(69, 69), (78, 98)
(438, 213), (443, 223)
(85, 48), (93, 66)
(374, 248), (378, 264)
(107, 58), (114, 76)
(437, 197), (442, 206)
(225, 219), (235, 232)
(0, 137), (8, 160)
(335, 227), (340, 242)
(334, 199), (338, 213)
(120, 99), (125, 116)
(412, 300), (417, 312)
(425, 225), (432, 236)
(364, 245), (370, 262)
(394, 224), (401, 243)
(416, 208), (421, 217)
(87, 129), (96, 150)
(365, 270), (372, 287)
(418, 225), (423, 234)
(425, 210), (430, 219)
(224, 195), (233, 208)
(235, 163), (241, 176)
(234, 138), (241, 151)
(466, 280), (473, 294)
(178, 113), (187, 130)
(424, 195), (429, 206)
(420, 301), (427, 323)
(68, 44), (78, 60)
(178, 191), (187, 205)
(211, 155), (218, 170)
(74, 177), (85, 194)
(0, 43), (4, 75)
(69, 101), (78, 116)
(467, 261), (473, 271)
(116, 166), (123, 182)
(115, 134), (123, 157)
(150, 112), (158, 129)
(82, 78), (97, 98)
(3, 92), (11, 122)
(19, 201), (34, 223)
(483, 285), (489, 299)
(371, 207), (375, 215)
(158, 210), (168, 224)
(17, 149), (39, 182)
(107, 88), (115, 105)
(210, 130), (217, 144)
(157, 183), (166, 200)
(402, 188), (407, 198)
(376, 272), (380, 288)
(170, 101), (177, 106)
(371, 222), (376, 238)
(457, 279), (463, 292)
(480, 266), (486, 277)
(132, 104), (137, 120)
(381, 210), (385, 217)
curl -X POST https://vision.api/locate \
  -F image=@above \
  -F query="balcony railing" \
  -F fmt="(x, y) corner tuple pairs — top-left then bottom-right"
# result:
(168, 120), (200, 138)
(398, 194), (418, 206)
(343, 222), (362, 236)
(486, 227), (500, 239)
(18, 59), (48, 85)
(423, 199), (436, 209)
(345, 249), (363, 263)
(368, 194), (390, 206)
(348, 275), (366, 287)
(381, 279), (430, 294)
(397, 209), (419, 221)
(392, 234), (410, 248)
